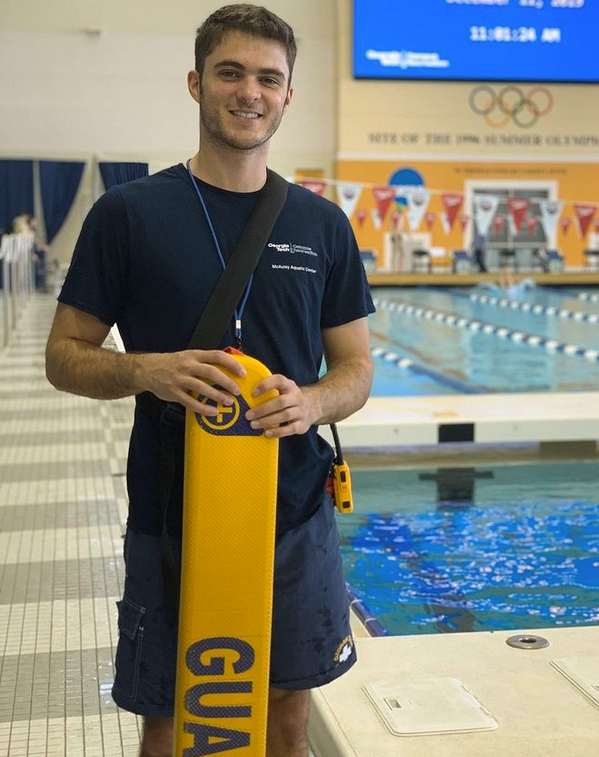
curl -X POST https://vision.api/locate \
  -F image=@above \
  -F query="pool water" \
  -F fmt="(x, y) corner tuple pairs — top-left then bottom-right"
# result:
(338, 460), (599, 636)
(370, 286), (599, 396)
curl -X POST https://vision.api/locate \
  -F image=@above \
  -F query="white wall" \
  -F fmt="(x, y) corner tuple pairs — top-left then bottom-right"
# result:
(0, 0), (337, 262)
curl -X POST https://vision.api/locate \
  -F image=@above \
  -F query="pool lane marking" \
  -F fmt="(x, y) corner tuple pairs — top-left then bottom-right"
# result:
(373, 297), (599, 364)
(346, 583), (388, 637)
(370, 332), (489, 394)
(470, 292), (599, 326)
(579, 292), (599, 304)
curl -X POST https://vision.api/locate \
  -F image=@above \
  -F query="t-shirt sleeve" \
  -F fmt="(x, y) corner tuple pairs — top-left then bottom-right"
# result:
(58, 187), (129, 326)
(320, 208), (375, 329)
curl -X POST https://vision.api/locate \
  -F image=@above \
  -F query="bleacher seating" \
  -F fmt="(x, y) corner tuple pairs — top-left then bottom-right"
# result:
(411, 248), (430, 273)
(584, 249), (599, 270)
(359, 249), (378, 272)
(452, 249), (472, 273)
(535, 249), (564, 273)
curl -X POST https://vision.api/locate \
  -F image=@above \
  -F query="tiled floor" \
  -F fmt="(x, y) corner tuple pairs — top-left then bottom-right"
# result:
(0, 295), (142, 756)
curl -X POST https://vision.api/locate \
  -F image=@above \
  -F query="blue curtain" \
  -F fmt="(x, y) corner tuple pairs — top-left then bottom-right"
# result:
(0, 160), (34, 234)
(99, 162), (149, 190)
(39, 161), (85, 243)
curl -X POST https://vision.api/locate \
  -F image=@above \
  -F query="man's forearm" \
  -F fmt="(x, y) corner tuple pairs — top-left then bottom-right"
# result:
(46, 337), (147, 400)
(303, 357), (372, 426)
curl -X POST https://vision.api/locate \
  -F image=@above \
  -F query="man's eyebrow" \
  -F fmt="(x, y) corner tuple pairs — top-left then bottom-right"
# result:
(214, 60), (286, 79)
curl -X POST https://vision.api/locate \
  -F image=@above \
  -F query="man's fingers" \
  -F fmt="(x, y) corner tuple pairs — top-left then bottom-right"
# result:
(176, 390), (237, 417)
(246, 394), (293, 421)
(184, 373), (240, 402)
(192, 350), (247, 378)
(187, 363), (242, 396)
(252, 374), (292, 397)
(263, 421), (305, 439)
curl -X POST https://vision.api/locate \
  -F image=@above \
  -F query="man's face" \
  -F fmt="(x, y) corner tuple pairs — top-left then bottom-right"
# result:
(189, 31), (293, 154)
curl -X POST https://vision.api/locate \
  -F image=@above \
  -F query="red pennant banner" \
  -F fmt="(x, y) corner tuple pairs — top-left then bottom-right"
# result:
(493, 216), (505, 234)
(390, 210), (401, 229)
(560, 217), (571, 235)
(594, 218), (599, 233)
(299, 180), (326, 196)
(526, 217), (538, 235)
(372, 186), (396, 222)
(424, 212), (436, 230)
(459, 214), (470, 232)
(573, 204), (597, 238)
(507, 197), (530, 233)
(355, 209), (368, 227)
(441, 193), (464, 229)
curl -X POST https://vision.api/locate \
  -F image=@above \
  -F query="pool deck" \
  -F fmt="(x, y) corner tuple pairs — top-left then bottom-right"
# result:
(323, 392), (599, 450)
(368, 271), (599, 287)
(309, 625), (599, 757)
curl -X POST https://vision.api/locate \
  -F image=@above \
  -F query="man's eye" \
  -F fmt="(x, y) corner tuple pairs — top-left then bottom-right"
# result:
(221, 70), (239, 78)
(261, 78), (279, 87)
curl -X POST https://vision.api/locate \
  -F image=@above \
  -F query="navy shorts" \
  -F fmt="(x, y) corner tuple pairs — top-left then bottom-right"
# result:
(111, 497), (357, 717)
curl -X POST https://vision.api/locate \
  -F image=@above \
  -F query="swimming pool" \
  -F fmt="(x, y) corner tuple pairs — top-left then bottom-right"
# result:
(370, 286), (599, 396)
(339, 460), (599, 637)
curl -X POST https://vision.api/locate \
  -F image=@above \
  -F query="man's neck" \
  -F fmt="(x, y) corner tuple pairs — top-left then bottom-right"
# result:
(190, 144), (268, 193)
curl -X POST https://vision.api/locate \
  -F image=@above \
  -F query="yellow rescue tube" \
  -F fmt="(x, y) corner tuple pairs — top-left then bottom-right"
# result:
(174, 350), (279, 756)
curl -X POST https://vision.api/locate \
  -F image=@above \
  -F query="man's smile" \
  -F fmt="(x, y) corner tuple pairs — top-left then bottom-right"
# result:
(229, 110), (262, 119)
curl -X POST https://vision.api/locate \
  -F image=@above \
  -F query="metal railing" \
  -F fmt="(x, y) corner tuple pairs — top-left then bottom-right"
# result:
(0, 232), (35, 349)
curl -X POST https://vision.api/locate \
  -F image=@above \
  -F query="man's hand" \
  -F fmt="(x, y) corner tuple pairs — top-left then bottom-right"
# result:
(243, 318), (373, 439)
(245, 375), (321, 438)
(141, 349), (247, 416)
(45, 304), (249, 410)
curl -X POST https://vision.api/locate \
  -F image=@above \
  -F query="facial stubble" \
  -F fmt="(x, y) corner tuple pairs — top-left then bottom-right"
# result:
(198, 87), (286, 153)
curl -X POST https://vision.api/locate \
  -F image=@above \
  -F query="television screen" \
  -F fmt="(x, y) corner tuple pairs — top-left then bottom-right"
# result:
(353, 0), (599, 84)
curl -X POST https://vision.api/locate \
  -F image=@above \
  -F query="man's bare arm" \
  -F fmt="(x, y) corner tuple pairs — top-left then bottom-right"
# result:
(245, 317), (372, 437)
(45, 303), (246, 415)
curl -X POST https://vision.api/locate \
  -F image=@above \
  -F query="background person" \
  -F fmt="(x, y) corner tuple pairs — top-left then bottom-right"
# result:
(472, 229), (488, 273)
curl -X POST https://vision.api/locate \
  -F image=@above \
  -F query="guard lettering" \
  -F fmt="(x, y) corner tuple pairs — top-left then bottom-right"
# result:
(183, 722), (250, 756)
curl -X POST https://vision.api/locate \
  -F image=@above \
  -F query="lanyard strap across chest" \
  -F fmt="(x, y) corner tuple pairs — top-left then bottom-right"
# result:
(186, 160), (254, 346)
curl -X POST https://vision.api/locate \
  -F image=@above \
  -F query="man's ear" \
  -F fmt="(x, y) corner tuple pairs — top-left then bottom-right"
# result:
(283, 85), (294, 115)
(187, 70), (201, 103)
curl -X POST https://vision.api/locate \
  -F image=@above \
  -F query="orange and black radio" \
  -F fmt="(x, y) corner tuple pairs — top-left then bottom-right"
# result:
(328, 423), (354, 514)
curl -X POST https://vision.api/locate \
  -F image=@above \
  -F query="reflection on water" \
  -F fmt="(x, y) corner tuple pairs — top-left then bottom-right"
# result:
(339, 462), (599, 636)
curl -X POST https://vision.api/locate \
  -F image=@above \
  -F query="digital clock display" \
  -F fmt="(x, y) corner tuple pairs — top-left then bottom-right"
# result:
(354, 0), (597, 83)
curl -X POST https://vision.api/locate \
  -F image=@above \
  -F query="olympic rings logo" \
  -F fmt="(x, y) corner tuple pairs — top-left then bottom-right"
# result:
(469, 85), (553, 129)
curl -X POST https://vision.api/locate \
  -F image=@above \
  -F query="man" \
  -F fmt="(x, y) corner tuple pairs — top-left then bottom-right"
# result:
(46, 5), (374, 756)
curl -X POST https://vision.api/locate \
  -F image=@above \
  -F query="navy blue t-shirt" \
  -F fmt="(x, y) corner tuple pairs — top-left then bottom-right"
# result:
(59, 163), (374, 536)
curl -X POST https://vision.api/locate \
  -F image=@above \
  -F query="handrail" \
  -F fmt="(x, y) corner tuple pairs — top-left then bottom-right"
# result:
(0, 233), (35, 349)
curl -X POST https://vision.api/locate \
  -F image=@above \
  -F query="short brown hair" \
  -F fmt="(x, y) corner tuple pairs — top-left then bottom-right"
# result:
(195, 4), (297, 83)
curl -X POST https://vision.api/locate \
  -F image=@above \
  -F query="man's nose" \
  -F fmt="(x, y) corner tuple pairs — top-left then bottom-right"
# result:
(236, 77), (261, 103)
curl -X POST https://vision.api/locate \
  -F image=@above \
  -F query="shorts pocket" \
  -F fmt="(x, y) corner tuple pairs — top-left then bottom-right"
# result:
(113, 597), (146, 701)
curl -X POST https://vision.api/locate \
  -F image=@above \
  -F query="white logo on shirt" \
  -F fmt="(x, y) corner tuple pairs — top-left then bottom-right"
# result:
(268, 242), (318, 257)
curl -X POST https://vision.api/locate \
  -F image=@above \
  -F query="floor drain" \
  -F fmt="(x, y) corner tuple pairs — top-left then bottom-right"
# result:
(506, 634), (549, 650)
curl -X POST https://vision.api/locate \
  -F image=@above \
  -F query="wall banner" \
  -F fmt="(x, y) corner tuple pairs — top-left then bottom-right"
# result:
(372, 186), (396, 221)
(473, 194), (499, 236)
(539, 200), (563, 240)
(442, 192), (464, 229)
(371, 208), (383, 229)
(560, 217), (571, 235)
(299, 179), (326, 196)
(573, 204), (597, 238)
(425, 212), (436, 230)
(507, 197), (530, 234)
(404, 186), (431, 232)
(337, 183), (362, 218)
